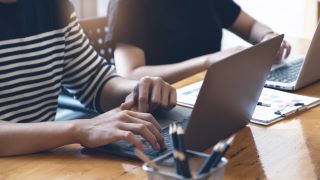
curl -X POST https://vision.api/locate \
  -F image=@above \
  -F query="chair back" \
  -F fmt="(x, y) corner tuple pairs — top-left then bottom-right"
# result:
(79, 16), (113, 64)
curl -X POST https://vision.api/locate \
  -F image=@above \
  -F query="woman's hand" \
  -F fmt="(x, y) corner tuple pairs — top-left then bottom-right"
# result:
(120, 76), (177, 113)
(74, 110), (166, 151)
(262, 33), (292, 64)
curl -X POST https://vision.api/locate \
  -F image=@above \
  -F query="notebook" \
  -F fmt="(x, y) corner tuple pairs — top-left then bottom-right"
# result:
(177, 81), (320, 125)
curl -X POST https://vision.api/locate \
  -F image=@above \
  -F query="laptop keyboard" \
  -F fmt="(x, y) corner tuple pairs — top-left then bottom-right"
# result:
(130, 119), (189, 158)
(140, 129), (172, 157)
(267, 59), (303, 83)
(93, 118), (190, 159)
(91, 107), (192, 159)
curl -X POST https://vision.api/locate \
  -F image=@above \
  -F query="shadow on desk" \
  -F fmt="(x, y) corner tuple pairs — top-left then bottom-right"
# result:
(299, 110), (320, 177)
(224, 127), (266, 180)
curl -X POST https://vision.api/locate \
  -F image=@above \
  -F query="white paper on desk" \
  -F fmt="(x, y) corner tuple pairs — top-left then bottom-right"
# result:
(177, 81), (320, 125)
(256, 88), (319, 112)
(177, 81), (203, 107)
(251, 88), (320, 124)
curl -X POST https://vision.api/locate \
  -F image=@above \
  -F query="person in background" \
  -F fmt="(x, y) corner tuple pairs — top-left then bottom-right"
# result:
(106, 0), (292, 83)
(0, 0), (175, 157)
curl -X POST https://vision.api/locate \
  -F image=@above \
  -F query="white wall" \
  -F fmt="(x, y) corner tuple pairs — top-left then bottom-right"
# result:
(97, 0), (110, 16)
(235, 0), (317, 38)
(73, 0), (318, 38)
(222, 0), (318, 49)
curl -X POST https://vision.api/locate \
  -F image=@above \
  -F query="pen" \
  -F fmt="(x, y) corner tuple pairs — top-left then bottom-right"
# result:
(257, 101), (271, 107)
(135, 149), (160, 170)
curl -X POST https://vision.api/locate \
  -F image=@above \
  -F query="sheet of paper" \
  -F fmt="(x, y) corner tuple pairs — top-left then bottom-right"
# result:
(177, 81), (203, 107)
(177, 81), (320, 125)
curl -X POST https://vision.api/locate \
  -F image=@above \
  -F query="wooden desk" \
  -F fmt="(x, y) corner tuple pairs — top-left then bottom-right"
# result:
(1, 38), (319, 179)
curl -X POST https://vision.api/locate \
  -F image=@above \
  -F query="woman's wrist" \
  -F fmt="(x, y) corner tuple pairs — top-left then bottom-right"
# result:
(65, 120), (84, 145)
(203, 56), (212, 69)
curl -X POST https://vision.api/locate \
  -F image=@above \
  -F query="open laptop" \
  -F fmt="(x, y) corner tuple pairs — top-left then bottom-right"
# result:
(87, 35), (284, 159)
(266, 22), (320, 91)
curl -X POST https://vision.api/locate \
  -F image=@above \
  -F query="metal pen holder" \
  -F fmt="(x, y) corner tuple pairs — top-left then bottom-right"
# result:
(142, 150), (228, 180)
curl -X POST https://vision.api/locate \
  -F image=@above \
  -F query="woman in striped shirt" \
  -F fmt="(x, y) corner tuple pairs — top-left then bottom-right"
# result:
(0, 0), (176, 156)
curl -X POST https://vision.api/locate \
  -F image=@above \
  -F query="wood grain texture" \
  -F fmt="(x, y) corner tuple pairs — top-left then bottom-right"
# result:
(1, 38), (319, 179)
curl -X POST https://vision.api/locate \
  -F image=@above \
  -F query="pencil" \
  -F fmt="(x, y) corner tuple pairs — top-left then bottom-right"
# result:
(173, 150), (192, 178)
(176, 126), (191, 178)
(211, 135), (235, 168)
(170, 123), (182, 175)
(197, 141), (225, 175)
(171, 123), (179, 150)
(177, 126), (187, 153)
(135, 149), (160, 170)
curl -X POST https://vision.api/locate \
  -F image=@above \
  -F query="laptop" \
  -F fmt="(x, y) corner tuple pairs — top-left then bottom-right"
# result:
(266, 22), (320, 91)
(87, 35), (284, 159)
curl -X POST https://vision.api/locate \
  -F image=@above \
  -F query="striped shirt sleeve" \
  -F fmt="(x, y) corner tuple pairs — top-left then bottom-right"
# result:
(62, 12), (118, 113)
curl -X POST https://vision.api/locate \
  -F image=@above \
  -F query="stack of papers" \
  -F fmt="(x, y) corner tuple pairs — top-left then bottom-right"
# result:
(177, 81), (320, 125)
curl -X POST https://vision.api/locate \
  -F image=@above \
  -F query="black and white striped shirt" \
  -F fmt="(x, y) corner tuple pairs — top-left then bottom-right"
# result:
(0, 0), (116, 123)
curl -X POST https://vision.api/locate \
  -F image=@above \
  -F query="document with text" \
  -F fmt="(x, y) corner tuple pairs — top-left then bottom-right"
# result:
(177, 81), (320, 125)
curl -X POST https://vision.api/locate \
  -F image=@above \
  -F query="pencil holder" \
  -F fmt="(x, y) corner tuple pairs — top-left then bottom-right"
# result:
(142, 150), (228, 180)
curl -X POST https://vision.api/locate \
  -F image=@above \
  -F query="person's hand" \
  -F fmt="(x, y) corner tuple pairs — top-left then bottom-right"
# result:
(261, 32), (291, 64)
(94, 108), (120, 119)
(120, 76), (177, 113)
(206, 46), (246, 67)
(74, 110), (166, 151)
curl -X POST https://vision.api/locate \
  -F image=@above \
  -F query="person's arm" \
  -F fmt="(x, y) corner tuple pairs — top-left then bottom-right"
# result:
(0, 74), (176, 157)
(114, 43), (244, 84)
(0, 109), (165, 157)
(1, 74), (177, 156)
(0, 3), (173, 157)
(99, 76), (177, 113)
(0, 120), (76, 156)
(229, 10), (291, 62)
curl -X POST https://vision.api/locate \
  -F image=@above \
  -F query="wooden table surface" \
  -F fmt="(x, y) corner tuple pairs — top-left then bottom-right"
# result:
(1, 38), (319, 180)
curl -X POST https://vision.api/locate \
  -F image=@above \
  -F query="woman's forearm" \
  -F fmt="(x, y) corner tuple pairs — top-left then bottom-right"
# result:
(0, 120), (77, 156)
(229, 10), (273, 44)
(122, 55), (209, 84)
(119, 46), (245, 84)
(114, 43), (244, 84)
(114, 43), (210, 84)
